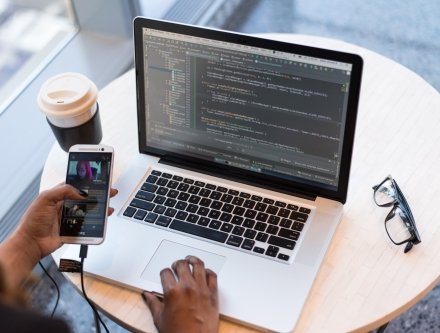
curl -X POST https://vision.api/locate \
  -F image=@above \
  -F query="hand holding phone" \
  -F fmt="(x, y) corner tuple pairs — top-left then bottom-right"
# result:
(60, 144), (114, 245)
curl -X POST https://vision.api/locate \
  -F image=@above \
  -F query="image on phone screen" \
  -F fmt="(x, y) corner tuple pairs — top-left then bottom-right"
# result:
(60, 152), (112, 238)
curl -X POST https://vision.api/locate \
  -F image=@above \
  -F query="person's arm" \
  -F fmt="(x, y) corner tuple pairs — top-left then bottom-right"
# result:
(0, 184), (118, 290)
(142, 255), (219, 333)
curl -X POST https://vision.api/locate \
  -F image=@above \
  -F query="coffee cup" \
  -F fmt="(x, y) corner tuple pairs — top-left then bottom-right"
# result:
(37, 72), (102, 152)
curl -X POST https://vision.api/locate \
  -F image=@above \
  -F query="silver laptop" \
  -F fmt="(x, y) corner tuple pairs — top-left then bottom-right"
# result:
(65, 18), (363, 332)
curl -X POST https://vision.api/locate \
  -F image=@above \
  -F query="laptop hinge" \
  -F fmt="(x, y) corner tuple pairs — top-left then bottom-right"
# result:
(158, 158), (318, 202)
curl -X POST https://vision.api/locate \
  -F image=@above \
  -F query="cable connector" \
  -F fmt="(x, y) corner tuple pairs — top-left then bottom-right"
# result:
(79, 244), (88, 260)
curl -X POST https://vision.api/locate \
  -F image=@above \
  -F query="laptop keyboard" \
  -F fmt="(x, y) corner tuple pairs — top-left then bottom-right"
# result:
(122, 170), (311, 262)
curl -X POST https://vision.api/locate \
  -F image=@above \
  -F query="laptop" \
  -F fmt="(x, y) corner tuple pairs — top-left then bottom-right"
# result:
(64, 18), (363, 332)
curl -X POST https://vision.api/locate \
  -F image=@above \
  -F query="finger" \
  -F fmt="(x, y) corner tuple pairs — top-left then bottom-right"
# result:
(159, 268), (177, 293)
(107, 207), (115, 216)
(142, 291), (163, 324)
(109, 188), (118, 198)
(171, 259), (193, 284)
(41, 184), (86, 204)
(186, 255), (207, 283)
(206, 268), (218, 295)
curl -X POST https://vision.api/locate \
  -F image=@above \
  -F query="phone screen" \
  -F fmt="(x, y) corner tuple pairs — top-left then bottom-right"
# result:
(60, 151), (112, 238)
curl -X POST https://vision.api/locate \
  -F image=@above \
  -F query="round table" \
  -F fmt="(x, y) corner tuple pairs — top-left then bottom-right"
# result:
(41, 34), (440, 333)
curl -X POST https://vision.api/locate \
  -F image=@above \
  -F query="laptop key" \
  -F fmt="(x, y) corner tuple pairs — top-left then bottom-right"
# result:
(208, 210), (221, 219)
(162, 173), (172, 179)
(186, 214), (199, 223)
(183, 178), (194, 184)
(243, 218), (255, 229)
(186, 204), (198, 213)
(188, 185), (200, 194)
(199, 189), (211, 197)
(198, 217), (211, 226)
(232, 226), (245, 236)
(278, 208), (290, 218)
(199, 198), (212, 207)
(175, 211), (188, 220)
(278, 228), (300, 240)
(266, 206), (279, 215)
(256, 232), (269, 242)
(228, 189), (239, 196)
(146, 175), (158, 184)
(172, 175), (183, 181)
(265, 245), (279, 257)
(290, 211), (308, 223)
(278, 253), (290, 261)
(135, 191), (155, 202)
(175, 201), (187, 210)
(168, 190), (179, 198)
(244, 229), (257, 239)
(266, 225), (279, 235)
(210, 191), (222, 200)
(280, 218), (292, 228)
(240, 192), (251, 199)
(188, 195), (201, 204)
(232, 206), (245, 216)
(255, 222), (266, 231)
(144, 212), (158, 223)
(255, 202), (267, 212)
(220, 223), (233, 232)
(177, 183), (189, 191)
(241, 239), (255, 250)
(153, 196), (166, 204)
(217, 186), (228, 193)
(156, 216), (172, 227)
(244, 209), (257, 219)
(151, 170), (161, 176)
(243, 199), (256, 209)
(177, 192), (190, 201)
(256, 212), (268, 222)
(164, 198), (177, 207)
(220, 194), (233, 203)
(231, 197), (244, 206)
(130, 198), (154, 211)
(165, 208), (177, 218)
(226, 235), (243, 247)
(156, 178), (168, 186)
(263, 198), (274, 205)
(292, 221), (305, 231)
(153, 205), (166, 214)
(166, 180), (179, 189)
(268, 215), (280, 225)
(197, 207), (209, 216)
(275, 201), (286, 208)
(134, 209), (147, 220)
(156, 187), (168, 196)
(287, 204), (299, 211)
(195, 181), (205, 187)
(231, 216), (243, 225)
(253, 247), (264, 254)
(141, 183), (158, 193)
(221, 203), (234, 213)
(251, 195), (262, 202)
(123, 206), (136, 217)
(268, 235), (296, 250)
(219, 212), (232, 223)
(170, 219), (228, 243)
(209, 220), (222, 230)
(205, 183), (216, 190)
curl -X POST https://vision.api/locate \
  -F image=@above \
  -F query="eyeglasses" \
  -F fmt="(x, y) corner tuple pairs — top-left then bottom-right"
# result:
(372, 175), (421, 253)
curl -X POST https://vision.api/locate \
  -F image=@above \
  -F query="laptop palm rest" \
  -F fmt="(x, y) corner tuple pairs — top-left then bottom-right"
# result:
(141, 240), (226, 286)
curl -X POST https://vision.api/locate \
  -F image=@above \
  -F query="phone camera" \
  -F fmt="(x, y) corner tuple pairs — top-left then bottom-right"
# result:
(100, 148), (104, 151)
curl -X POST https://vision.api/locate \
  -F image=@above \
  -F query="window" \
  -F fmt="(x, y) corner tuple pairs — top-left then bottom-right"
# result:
(0, 0), (76, 114)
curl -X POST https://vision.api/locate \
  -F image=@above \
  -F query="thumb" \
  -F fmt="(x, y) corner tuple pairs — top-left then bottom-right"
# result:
(142, 291), (164, 323)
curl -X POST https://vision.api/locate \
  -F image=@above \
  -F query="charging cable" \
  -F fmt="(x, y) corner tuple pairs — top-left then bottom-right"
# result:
(79, 245), (110, 333)
(38, 260), (60, 318)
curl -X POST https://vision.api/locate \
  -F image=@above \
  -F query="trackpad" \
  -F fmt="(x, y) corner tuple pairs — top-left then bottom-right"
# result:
(141, 240), (226, 285)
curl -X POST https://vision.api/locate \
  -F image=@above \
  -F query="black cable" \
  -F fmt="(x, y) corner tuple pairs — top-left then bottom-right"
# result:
(38, 260), (60, 318)
(79, 245), (110, 333)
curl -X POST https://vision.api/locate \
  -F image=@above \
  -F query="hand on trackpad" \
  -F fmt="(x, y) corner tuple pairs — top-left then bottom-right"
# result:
(141, 240), (226, 286)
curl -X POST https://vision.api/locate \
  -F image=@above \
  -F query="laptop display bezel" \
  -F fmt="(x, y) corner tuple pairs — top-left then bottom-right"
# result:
(133, 17), (363, 203)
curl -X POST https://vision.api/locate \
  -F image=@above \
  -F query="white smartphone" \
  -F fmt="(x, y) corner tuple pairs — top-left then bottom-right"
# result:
(60, 144), (114, 245)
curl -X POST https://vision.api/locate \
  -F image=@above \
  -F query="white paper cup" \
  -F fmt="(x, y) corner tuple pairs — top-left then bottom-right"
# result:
(37, 72), (102, 151)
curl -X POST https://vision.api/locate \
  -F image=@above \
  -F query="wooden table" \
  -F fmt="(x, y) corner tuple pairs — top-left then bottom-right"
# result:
(41, 34), (440, 333)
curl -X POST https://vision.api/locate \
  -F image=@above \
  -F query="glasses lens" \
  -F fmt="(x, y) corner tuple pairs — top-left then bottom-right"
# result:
(374, 179), (396, 206)
(385, 206), (413, 244)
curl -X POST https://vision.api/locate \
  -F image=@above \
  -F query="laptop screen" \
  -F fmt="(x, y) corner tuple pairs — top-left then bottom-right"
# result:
(134, 18), (362, 203)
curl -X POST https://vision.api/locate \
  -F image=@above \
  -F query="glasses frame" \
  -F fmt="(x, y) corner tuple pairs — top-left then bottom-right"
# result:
(372, 175), (421, 253)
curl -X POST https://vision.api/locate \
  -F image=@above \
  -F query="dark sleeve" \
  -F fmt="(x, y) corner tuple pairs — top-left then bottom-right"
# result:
(0, 303), (71, 333)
